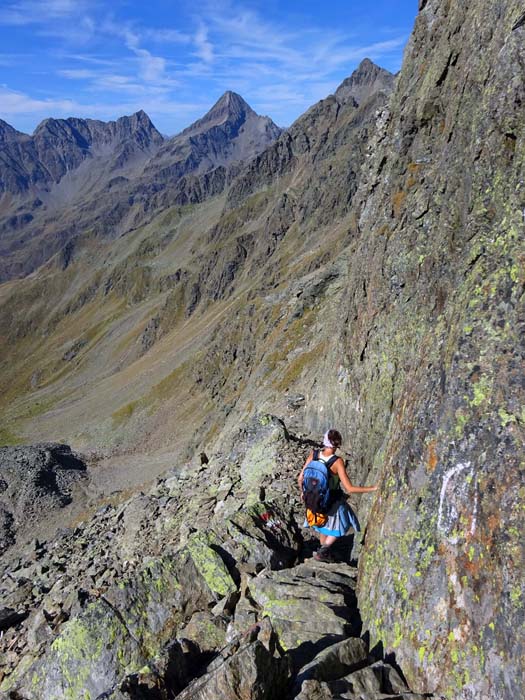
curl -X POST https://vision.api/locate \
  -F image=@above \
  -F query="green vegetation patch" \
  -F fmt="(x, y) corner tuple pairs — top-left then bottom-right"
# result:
(112, 400), (140, 427)
(0, 424), (23, 446)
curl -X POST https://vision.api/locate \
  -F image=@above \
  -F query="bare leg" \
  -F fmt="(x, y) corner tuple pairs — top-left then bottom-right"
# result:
(313, 534), (338, 561)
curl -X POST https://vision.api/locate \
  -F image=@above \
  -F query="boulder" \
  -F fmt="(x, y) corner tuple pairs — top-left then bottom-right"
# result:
(179, 611), (228, 654)
(185, 530), (238, 601)
(294, 660), (426, 700)
(2, 599), (145, 700)
(2, 552), (233, 699)
(176, 638), (290, 700)
(248, 561), (358, 664)
(221, 501), (301, 574)
(294, 636), (369, 689)
(95, 640), (195, 700)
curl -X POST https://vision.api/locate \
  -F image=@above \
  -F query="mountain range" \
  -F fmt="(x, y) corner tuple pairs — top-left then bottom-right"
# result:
(0, 90), (282, 281)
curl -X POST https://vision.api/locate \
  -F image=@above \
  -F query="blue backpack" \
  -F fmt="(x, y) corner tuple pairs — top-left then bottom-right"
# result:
(302, 450), (338, 515)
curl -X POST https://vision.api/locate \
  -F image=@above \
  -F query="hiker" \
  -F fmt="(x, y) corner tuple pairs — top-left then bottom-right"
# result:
(298, 428), (378, 562)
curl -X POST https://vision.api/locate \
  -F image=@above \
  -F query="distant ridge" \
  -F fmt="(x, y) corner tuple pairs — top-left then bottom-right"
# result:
(0, 111), (164, 196)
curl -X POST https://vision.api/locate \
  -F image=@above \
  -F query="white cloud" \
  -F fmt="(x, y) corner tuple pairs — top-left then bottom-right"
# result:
(63, 53), (119, 67)
(314, 37), (407, 70)
(194, 24), (214, 63)
(97, 21), (179, 89)
(198, 2), (406, 83)
(0, 84), (209, 134)
(135, 47), (168, 83)
(144, 28), (191, 45)
(0, 53), (23, 66)
(0, 0), (91, 25)
(0, 0), (410, 134)
(0, 85), (77, 115)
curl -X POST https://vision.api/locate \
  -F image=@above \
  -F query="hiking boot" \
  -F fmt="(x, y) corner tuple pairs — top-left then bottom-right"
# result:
(313, 545), (334, 562)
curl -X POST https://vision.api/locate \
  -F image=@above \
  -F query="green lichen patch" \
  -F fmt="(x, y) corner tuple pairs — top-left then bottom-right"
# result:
(9, 600), (145, 700)
(186, 531), (237, 598)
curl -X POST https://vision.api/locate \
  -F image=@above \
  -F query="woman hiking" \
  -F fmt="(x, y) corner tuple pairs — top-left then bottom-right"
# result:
(298, 428), (378, 562)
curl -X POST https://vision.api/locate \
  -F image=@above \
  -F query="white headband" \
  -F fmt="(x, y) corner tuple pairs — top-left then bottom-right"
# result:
(323, 431), (334, 448)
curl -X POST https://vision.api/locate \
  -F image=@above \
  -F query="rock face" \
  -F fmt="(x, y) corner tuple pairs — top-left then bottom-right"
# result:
(327, 2), (525, 698)
(0, 443), (86, 554)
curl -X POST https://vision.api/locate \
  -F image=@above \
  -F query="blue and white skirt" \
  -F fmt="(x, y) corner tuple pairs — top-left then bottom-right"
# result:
(307, 497), (360, 538)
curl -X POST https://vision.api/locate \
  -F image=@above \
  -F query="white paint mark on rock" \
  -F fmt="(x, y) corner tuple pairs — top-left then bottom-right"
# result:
(470, 476), (479, 537)
(437, 461), (471, 543)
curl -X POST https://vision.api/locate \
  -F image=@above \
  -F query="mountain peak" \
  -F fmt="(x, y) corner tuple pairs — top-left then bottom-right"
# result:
(115, 111), (163, 142)
(355, 57), (377, 73)
(213, 91), (254, 114)
(119, 110), (155, 128)
(179, 91), (258, 138)
(335, 59), (395, 106)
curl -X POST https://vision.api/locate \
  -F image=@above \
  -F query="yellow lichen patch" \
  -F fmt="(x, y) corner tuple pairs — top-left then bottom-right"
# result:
(186, 532), (236, 598)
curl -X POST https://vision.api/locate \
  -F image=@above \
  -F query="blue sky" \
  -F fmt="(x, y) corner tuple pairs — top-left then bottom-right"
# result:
(0, 0), (418, 136)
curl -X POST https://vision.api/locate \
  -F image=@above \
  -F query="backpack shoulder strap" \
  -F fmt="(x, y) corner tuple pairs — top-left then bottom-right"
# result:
(325, 455), (339, 470)
(312, 449), (319, 461)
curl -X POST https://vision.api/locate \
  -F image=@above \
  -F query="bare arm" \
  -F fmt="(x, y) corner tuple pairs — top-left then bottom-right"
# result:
(336, 459), (378, 494)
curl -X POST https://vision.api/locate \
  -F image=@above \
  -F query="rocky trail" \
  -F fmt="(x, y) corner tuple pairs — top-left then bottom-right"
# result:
(0, 417), (441, 699)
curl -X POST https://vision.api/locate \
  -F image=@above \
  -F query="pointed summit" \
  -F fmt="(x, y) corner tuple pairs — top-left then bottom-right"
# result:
(180, 91), (256, 138)
(335, 59), (395, 106)
(116, 110), (161, 135)
(147, 90), (281, 181)
(112, 111), (164, 146)
(213, 91), (255, 117)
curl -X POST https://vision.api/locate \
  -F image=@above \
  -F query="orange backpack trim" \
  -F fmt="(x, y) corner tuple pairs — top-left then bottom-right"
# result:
(306, 509), (328, 527)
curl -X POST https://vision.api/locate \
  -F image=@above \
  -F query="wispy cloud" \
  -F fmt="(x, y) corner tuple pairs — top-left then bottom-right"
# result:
(144, 27), (192, 45)
(97, 20), (180, 89)
(0, 84), (209, 131)
(0, 0), (91, 25)
(0, 53), (28, 66)
(203, 3), (405, 81)
(0, 85), (76, 115)
(194, 24), (214, 64)
(58, 68), (97, 79)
